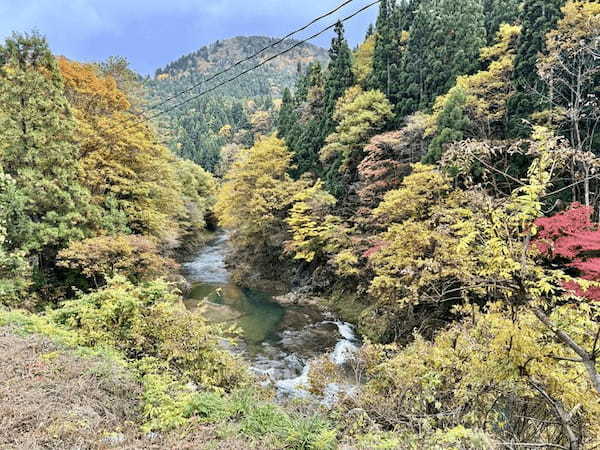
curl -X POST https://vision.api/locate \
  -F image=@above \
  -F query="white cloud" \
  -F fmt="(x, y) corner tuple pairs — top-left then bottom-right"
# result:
(0, 0), (326, 36)
(0, 0), (376, 73)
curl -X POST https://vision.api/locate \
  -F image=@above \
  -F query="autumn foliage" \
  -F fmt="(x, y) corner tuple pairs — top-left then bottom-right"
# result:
(535, 203), (600, 301)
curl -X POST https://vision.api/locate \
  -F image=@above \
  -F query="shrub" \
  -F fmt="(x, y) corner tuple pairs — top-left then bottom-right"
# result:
(50, 277), (248, 390)
(57, 234), (179, 288)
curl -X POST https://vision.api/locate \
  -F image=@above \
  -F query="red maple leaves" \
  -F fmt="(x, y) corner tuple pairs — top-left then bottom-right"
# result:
(534, 203), (600, 301)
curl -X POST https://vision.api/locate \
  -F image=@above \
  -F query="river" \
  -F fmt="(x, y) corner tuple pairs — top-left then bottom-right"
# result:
(183, 233), (360, 398)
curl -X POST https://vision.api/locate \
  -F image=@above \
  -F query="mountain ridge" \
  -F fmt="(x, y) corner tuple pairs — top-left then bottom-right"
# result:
(143, 35), (329, 172)
(154, 35), (329, 81)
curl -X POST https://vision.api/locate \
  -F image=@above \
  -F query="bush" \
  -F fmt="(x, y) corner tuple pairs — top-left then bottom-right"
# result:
(184, 390), (231, 423)
(50, 277), (249, 390)
(345, 305), (600, 447)
(182, 387), (337, 449)
(57, 234), (179, 288)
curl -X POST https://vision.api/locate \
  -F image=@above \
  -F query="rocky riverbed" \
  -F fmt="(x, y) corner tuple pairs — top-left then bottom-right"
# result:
(183, 233), (361, 398)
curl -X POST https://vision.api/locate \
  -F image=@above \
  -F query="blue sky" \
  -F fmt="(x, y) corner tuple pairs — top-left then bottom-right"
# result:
(0, 0), (378, 76)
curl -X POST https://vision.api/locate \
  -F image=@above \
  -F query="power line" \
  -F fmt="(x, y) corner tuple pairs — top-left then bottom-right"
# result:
(119, 0), (381, 134)
(116, 0), (359, 129)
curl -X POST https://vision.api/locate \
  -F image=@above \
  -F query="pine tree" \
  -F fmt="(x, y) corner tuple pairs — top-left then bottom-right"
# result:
(322, 22), (355, 139)
(424, 87), (471, 163)
(396, 0), (486, 119)
(508, 0), (565, 137)
(371, 0), (396, 99)
(287, 63), (326, 179)
(370, 0), (416, 124)
(482, 0), (521, 44)
(320, 22), (355, 194)
(0, 33), (95, 261)
(292, 63), (313, 105)
(277, 88), (296, 139)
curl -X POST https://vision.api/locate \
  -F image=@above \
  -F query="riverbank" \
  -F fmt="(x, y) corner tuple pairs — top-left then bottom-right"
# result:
(0, 322), (342, 450)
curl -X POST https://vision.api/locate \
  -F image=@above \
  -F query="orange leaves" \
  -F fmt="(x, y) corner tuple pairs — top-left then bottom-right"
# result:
(58, 58), (129, 115)
(57, 234), (179, 286)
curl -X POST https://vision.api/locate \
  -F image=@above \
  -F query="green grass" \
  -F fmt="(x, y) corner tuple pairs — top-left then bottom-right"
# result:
(183, 389), (337, 449)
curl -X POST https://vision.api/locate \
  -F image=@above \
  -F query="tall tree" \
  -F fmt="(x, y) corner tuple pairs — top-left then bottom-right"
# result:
(0, 171), (31, 305)
(0, 33), (95, 262)
(320, 87), (393, 199)
(353, 34), (376, 88)
(508, 0), (565, 137)
(286, 63), (326, 179)
(537, 1), (600, 206)
(322, 22), (355, 139)
(370, 0), (415, 123)
(214, 136), (303, 281)
(396, 0), (486, 119)
(284, 27), (354, 183)
(58, 58), (189, 240)
(424, 24), (522, 162)
(320, 22), (356, 194)
(371, 0), (398, 99)
(482, 0), (521, 43)
(276, 88), (296, 139)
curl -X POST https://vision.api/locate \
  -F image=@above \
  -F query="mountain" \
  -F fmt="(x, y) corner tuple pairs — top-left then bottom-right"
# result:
(155, 36), (329, 88)
(144, 36), (329, 172)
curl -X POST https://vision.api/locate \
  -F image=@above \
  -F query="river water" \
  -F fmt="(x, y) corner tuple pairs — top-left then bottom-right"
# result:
(183, 233), (360, 398)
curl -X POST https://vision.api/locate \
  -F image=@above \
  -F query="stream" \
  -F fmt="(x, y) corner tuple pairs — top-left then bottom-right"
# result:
(183, 233), (360, 399)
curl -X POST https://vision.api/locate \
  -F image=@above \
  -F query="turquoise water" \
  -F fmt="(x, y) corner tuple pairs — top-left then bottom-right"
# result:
(183, 233), (360, 397)
(185, 283), (285, 346)
(183, 234), (290, 350)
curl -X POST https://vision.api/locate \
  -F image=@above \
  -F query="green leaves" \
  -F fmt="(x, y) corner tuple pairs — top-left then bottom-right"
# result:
(0, 33), (97, 256)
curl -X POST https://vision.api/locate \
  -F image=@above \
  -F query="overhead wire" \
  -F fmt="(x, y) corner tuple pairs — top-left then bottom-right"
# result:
(115, 0), (381, 135)
(112, 0), (360, 129)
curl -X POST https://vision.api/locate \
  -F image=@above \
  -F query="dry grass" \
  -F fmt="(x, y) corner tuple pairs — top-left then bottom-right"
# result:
(0, 327), (257, 450)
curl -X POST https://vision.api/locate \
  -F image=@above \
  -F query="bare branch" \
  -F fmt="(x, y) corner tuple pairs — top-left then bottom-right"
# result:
(533, 307), (600, 394)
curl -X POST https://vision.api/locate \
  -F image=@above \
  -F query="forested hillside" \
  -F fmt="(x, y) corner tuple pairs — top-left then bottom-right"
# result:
(216, 0), (600, 447)
(144, 36), (329, 172)
(1, 0), (599, 448)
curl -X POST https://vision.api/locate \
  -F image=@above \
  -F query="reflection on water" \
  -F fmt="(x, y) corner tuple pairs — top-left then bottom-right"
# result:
(183, 233), (360, 398)
(185, 283), (284, 347)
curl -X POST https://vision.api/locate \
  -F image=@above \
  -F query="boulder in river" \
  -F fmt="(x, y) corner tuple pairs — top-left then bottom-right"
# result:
(273, 292), (324, 307)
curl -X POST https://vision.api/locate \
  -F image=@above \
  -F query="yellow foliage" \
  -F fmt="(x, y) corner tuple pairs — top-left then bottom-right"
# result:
(58, 58), (130, 114)
(51, 277), (248, 390)
(214, 136), (305, 278)
(372, 163), (451, 223)
(215, 135), (299, 233)
(536, 1), (600, 137)
(58, 58), (215, 241)
(357, 303), (600, 445)
(285, 181), (339, 262)
(284, 180), (360, 277)
(430, 23), (521, 138)
(57, 234), (178, 286)
(362, 131), (600, 445)
(321, 87), (393, 173)
(352, 35), (376, 86)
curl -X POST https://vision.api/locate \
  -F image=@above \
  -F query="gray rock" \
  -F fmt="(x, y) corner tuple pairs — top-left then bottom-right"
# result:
(145, 432), (161, 441)
(101, 433), (126, 446)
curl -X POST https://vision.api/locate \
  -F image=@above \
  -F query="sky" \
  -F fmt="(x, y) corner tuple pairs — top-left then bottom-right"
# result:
(0, 0), (378, 76)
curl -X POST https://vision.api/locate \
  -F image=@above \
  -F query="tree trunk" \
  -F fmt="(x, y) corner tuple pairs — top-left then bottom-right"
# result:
(533, 307), (600, 395)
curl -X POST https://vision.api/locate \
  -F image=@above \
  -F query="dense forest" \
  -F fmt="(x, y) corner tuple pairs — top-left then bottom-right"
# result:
(1, 0), (599, 449)
(144, 36), (328, 172)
